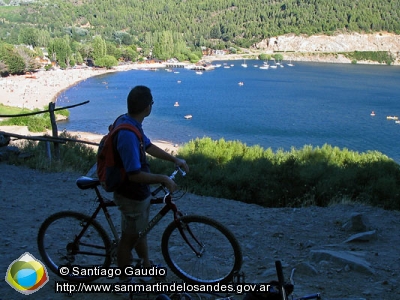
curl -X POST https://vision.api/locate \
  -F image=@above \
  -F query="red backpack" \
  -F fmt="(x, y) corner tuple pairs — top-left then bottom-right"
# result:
(96, 121), (143, 192)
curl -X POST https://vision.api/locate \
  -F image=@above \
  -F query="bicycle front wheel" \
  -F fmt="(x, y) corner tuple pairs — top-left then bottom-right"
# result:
(37, 211), (112, 282)
(161, 215), (242, 284)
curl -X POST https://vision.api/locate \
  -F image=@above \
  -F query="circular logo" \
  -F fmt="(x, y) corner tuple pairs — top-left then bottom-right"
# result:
(5, 252), (49, 295)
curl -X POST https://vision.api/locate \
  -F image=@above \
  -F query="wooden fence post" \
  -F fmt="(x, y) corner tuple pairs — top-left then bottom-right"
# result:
(48, 102), (60, 160)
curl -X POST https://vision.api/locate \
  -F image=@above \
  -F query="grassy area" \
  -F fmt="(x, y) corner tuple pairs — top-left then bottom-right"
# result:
(7, 131), (97, 172)
(0, 103), (69, 132)
(5, 135), (400, 210)
(345, 51), (396, 65)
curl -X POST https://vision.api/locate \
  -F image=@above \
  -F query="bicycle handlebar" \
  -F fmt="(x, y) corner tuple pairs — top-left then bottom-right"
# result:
(151, 167), (186, 196)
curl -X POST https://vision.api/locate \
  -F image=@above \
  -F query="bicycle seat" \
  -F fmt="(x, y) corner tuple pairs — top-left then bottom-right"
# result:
(76, 176), (100, 190)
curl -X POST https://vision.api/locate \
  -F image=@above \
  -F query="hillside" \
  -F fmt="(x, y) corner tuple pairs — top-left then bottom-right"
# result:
(1, 0), (400, 50)
(1, 0), (400, 71)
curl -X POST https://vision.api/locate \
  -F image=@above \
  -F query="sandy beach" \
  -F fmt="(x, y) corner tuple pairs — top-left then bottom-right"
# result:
(0, 63), (180, 151)
(0, 63), (167, 110)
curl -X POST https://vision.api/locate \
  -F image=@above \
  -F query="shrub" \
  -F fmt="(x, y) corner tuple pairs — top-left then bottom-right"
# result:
(149, 138), (400, 210)
(95, 55), (118, 69)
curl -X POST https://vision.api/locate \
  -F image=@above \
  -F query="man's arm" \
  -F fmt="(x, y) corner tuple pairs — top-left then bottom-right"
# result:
(146, 143), (189, 173)
(127, 144), (189, 192)
(127, 171), (177, 192)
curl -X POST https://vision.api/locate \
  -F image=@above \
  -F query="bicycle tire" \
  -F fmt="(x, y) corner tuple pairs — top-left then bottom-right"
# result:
(37, 211), (112, 282)
(161, 215), (242, 284)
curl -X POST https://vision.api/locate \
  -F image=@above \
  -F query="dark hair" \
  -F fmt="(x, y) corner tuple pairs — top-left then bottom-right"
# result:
(127, 85), (153, 114)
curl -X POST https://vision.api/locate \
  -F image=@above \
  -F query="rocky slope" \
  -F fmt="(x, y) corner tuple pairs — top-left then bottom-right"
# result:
(255, 32), (400, 64)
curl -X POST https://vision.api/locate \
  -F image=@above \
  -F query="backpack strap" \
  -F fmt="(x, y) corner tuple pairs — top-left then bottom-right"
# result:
(110, 123), (145, 166)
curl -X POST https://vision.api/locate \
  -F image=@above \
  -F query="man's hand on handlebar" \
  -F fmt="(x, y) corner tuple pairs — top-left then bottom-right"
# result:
(163, 176), (178, 193)
(174, 158), (189, 174)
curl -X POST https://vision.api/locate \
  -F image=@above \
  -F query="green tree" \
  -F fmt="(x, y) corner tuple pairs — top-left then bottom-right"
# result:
(95, 55), (118, 68)
(92, 35), (107, 60)
(47, 37), (72, 67)
(0, 43), (26, 75)
(120, 46), (137, 61)
(18, 28), (40, 47)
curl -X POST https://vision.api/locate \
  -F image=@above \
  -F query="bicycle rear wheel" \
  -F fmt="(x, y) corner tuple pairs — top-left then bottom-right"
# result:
(161, 215), (242, 284)
(37, 211), (112, 282)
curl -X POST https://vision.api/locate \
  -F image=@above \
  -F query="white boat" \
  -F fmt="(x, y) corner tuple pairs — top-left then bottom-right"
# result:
(174, 102), (180, 107)
(260, 61), (269, 69)
(270, 58), (278, 68)
(184, 115), (192, 119)
(241, 60), (247, 68)
(238, 82), (244, 86)
(196, 71), (203, 75)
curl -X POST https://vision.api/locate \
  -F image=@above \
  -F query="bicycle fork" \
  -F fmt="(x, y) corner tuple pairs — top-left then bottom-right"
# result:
(176, 217), (205, 257)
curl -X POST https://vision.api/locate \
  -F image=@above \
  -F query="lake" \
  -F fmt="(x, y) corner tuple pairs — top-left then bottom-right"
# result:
(57, 61), (400, 162)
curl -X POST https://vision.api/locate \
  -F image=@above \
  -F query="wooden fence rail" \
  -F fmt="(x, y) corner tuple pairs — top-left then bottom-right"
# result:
(0, 101), (98, 161)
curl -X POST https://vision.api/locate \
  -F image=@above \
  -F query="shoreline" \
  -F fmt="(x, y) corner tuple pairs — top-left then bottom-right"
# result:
(0, 53), (397, 151)
(0, 53), (393, 111)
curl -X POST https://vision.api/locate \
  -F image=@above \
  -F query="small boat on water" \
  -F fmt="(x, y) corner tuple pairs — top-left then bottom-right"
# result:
(184, 115), (192, 119)
(387, 116), (398, 120)
(238, 82), (244, 86)
(196, 71), (203, 75)
(370, 111), (375, 116)
(174, 102), (180, 107)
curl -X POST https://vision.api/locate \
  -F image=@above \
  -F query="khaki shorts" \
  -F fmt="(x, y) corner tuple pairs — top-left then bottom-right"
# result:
(113, 193), (151, 235)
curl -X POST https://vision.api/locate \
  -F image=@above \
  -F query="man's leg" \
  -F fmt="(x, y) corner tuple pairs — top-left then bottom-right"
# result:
(117, 232), (136, 279)
(114, 193), (151, 279)
(134, 236), (151, 268)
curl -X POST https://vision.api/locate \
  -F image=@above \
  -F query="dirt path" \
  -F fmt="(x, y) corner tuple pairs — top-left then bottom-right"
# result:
(1, 163), (399, 300)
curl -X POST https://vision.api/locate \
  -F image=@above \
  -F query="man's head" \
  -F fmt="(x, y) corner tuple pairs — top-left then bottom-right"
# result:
(127, 85), (153, 115)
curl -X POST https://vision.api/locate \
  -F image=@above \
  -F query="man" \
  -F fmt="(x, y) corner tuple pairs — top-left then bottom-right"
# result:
(113, 85), (189, 282)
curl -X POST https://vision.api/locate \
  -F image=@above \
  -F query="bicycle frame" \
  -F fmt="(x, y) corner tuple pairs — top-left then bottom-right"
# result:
(75, 175), (203, 260)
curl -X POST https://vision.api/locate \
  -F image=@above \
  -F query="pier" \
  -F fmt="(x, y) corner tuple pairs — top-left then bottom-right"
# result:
(165, 62), (215, 71)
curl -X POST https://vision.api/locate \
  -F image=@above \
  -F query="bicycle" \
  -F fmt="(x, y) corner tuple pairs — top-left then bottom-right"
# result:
(37, 167), (243, 284)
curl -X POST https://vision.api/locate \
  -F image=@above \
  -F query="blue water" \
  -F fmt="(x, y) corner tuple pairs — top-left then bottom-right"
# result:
(57, 61), (400, 162)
